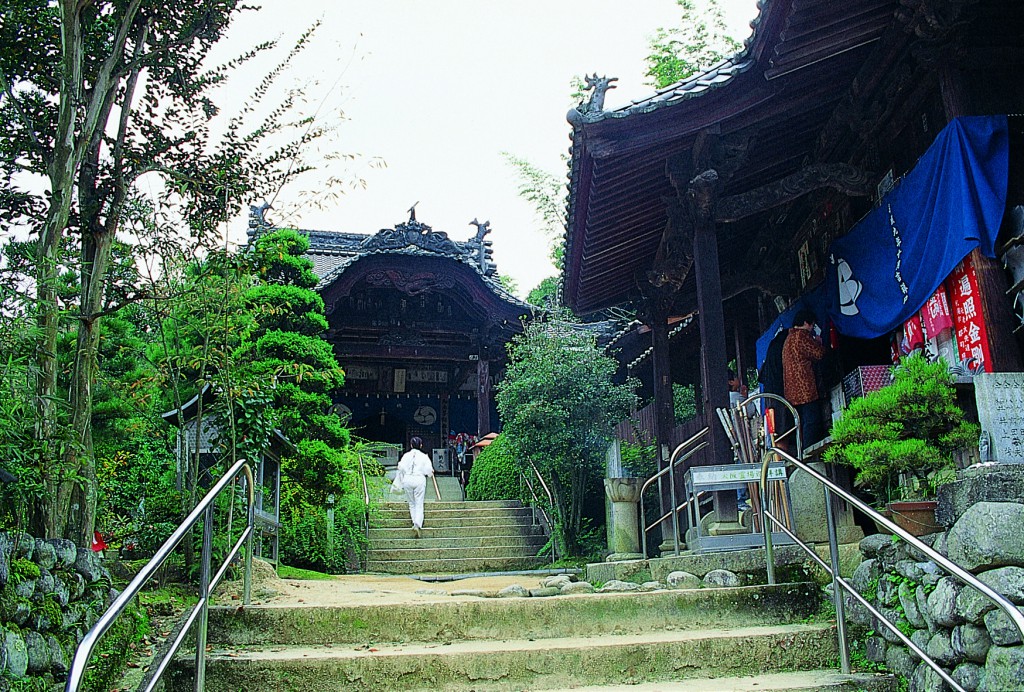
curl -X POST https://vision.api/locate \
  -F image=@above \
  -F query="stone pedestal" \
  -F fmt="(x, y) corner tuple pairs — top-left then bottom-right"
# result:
(789, 462), (864, 545)
(604, 477), (643, 561)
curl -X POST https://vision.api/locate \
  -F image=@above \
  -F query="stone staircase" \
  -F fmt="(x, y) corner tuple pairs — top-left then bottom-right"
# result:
(365, 499), (549, 574)
(176, 581), (894, 691)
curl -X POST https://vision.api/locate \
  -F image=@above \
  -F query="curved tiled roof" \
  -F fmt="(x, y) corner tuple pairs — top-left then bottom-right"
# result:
(253, 211), (539, 313)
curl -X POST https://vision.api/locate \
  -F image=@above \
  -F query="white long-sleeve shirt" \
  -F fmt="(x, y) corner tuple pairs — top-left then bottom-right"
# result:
(397, 448), (433, 487)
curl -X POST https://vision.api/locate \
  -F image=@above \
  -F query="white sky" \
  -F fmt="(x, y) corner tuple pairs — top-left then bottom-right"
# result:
(213, 0), (759, 297)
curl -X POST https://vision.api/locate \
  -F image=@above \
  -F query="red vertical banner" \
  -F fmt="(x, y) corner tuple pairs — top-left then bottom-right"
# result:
(922, 285), (954, 338)
(947, 255), (992, 372)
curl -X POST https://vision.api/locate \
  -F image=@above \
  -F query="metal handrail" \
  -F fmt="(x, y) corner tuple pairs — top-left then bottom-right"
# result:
(66, 458), (255, 692)
(518, 461), (557, 563)
(759, 445), (1024, 692)
(519, 473), (555, 564)
(638, 428), (709, 557)
(355, 454), (372, 571)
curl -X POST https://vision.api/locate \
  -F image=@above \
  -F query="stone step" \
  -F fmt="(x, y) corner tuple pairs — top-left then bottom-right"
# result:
(207, 584), (823, 646)
(367, 523), (544, 540)
(383, 476), (465, 503)
(372, 513), (536, 529)
(365, 544), (544, 561)
(366, 534), (547, 551)
(174, 623), (839, 692)
(532, 671), (898, 691)
(376, 500), (522, 511)
(374, 505), (534, 520)
(365, 555), (549, 574)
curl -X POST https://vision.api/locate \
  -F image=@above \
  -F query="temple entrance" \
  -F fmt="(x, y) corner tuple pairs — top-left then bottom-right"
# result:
(350, 414), (407, 447)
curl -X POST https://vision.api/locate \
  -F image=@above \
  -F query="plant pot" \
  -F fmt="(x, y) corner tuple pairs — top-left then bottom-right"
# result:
(871, 509), (894, 536)
(886, 500), (941, 537)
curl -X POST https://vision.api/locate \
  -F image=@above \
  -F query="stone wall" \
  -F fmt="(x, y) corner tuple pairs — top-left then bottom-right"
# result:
(847, 501), (1024, 692)
(0, 531), (114, 687)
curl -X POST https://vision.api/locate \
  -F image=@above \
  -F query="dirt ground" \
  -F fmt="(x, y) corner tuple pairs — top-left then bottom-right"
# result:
(212, 559), (557, 608)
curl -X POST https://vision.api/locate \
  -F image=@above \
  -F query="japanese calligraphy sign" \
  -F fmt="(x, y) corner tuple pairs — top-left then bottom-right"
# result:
(947, 254), (992, 373)
(974, 372), (1024, 463)
(922, 285), (954, 339)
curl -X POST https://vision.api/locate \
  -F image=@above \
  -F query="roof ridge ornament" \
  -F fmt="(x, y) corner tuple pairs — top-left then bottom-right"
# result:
(247, 202), (272, 239)
(469, 218), (491, 242)
(582, 74), (617, 114)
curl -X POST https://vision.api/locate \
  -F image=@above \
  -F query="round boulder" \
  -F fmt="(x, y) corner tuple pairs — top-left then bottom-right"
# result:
(23, 631), (49, 674)
(946, 502), (1024, 571)
(702, 569), (742, 588)
(596, 579), (642, 593)
(45, 539), (76, 569)
(666, 571), (701, 590)
(561, 581), (594, 595)
(497, 584), (529, 598)
(1, 630), (27, 679)
(32, 540), (56, 571)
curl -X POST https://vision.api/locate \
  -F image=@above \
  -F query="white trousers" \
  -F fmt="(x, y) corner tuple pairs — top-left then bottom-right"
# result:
(404, 476), (427, 529)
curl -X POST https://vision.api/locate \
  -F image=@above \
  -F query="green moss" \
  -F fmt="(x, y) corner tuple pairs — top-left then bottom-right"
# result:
(80, 600), (150, 692)
(11, 557), (40, 580)
(277, 564), (337, 580)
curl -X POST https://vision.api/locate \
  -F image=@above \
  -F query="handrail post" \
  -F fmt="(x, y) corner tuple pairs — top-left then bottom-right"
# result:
(244, 476), (254, 605)
(640, 492), (648, 558)
(824, 488), (850, 673)
(667, 446), (680, 555)
(194, 504), (214, 692)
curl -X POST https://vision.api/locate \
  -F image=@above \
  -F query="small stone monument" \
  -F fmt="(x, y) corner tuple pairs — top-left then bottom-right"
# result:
(974, 372), (1024, 464)
(604, 477), (644, 561)
(937, 372), (1024, 526)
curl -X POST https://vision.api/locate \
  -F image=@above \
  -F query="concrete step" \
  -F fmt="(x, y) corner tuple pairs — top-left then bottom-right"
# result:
(365, 534), (547, 551)
(206, 584), (823, 646)
(367, 523), (544, 540)
(532, 671), (898, 691)
(371, 513), (535, 529)
(383, 476), (465, 503)
(366, 544), (544, 561)
(175, 623), (839, 692)
(376, 500), (524, 511)
(365, 555), (549, 574)
(374, 505), (534, 521)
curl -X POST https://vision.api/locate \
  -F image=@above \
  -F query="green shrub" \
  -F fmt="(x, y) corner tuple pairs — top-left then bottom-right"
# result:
(619, 440), (657, 477)
(465, 435), (528, 503)
(825, 355), (977, 502)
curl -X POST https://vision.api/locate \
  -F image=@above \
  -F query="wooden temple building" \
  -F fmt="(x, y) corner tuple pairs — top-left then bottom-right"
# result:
(563, 0), (1024, 527)
(249, 206), (538, 464)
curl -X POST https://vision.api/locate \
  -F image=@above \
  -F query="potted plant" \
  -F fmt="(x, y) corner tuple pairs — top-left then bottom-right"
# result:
(824, 354), (978, 536)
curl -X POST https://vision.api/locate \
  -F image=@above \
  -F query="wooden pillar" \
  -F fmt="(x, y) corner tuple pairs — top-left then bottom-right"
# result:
(689, 170), (737, 522)
(476, 356), (491, 437)
(939, 62), (1022, 371)
(649, 297), (676, 544)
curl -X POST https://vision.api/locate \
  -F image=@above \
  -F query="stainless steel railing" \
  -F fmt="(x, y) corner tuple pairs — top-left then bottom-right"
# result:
(639, 428), (709, 557)
(759, 446), (1024, 692)
(520, 460), (557, 564)
(65, 458), (255, 692)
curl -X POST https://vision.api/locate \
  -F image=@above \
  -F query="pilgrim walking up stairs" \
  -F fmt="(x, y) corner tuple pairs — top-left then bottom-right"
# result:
(366, 485), (549, 574)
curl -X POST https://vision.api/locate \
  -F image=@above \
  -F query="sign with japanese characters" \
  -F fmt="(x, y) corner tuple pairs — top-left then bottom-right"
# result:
(947, 254), (992, 373)
(974, 372), (1024, 463)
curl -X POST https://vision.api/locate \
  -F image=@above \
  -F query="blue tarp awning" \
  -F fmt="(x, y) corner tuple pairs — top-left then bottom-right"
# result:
(756, 115), (1009, 366)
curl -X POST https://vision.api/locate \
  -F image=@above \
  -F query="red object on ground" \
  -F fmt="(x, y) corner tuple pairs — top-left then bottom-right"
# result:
(91, 531), (108, 552)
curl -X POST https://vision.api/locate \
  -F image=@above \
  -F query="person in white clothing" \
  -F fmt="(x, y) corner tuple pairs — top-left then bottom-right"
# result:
(396, 436), (434, 537)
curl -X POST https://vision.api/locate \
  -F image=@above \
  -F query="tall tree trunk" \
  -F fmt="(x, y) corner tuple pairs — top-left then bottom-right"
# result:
(64, 224), (113, 546)
(31, 0), (87, 537)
